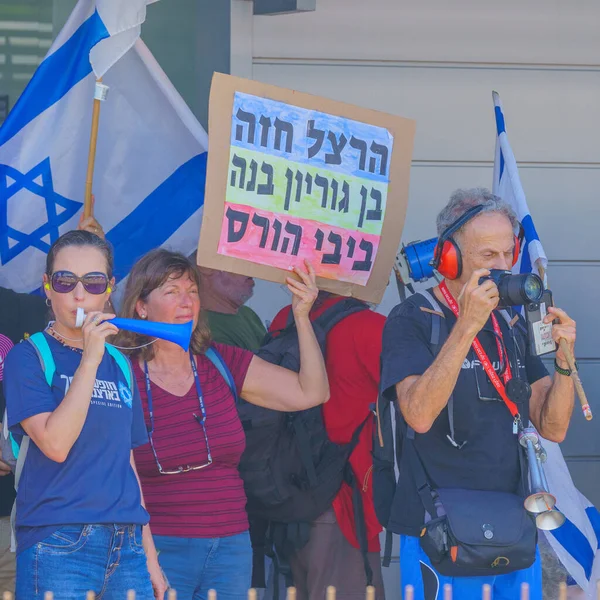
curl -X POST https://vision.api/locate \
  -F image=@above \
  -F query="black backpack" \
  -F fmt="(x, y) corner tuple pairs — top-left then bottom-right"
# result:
(238, 297), (372, 590)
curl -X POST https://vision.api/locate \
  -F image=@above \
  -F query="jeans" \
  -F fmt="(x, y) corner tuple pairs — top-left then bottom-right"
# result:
(16, 524), (153, 600)
(154, 531), (252, 600)
(400, 535), (542, 600)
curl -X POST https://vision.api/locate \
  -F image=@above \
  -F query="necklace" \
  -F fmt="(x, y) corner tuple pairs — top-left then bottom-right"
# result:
(47, 323), (83, 342)
(46, 328), (83, 354)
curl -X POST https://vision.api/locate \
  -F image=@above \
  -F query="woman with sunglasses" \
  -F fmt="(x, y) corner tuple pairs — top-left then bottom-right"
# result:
(116, 249), (329, 600)
(3, 230), (166, 599)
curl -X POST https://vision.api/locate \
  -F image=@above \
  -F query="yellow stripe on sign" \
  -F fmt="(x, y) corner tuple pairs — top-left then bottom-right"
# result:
(226, 146), (388, 236)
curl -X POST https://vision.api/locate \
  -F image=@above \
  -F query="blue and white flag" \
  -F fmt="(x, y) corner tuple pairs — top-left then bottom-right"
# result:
(492, 90), (600, 598)
(542, 440), (600, 597)
(0, 0), (208, 293)
(492, 91), (547, 278)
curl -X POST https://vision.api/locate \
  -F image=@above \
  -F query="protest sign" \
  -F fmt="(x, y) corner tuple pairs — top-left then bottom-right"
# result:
(197, 73), (415, 303)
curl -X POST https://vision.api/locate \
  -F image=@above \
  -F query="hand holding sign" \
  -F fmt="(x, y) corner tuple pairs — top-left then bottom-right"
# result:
(287, 260), (318, 320)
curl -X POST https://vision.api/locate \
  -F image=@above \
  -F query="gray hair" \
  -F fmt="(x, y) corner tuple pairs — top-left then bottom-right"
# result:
(436, 188), (518, 238)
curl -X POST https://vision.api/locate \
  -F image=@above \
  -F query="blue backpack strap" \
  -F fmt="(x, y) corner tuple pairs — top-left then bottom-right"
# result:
(205, 347), (237, 401)
(14, 332), (56, 464)
(29, 334), (132, 391)
(105, 344), (132, 390)
(27, 332), (55, 387)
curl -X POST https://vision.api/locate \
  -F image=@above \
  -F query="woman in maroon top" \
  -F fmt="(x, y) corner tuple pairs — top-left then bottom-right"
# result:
(116, 249), (328, 600)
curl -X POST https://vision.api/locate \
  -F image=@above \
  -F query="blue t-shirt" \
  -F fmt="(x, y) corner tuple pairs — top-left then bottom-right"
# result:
(4, 332), (150, 553)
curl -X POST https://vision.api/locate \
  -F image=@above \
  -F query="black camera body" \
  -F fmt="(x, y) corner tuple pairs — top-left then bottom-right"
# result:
(478, 269), (544, 308)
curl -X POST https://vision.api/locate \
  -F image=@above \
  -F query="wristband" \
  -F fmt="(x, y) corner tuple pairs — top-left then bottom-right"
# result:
(554, 359), (577, 377)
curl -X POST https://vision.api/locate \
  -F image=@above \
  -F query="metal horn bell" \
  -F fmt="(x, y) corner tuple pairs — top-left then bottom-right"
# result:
(519, 428), (557, 514)
(534, 447), (566, 530)
(535, 509), (566, 531)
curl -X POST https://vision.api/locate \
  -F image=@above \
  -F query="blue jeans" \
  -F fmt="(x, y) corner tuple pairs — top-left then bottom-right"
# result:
(16, 524), (153, 600)
(154, 531), (252, 600)
(400, 535), (542, 600)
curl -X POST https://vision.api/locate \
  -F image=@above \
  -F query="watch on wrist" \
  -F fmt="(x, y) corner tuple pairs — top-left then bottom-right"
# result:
(554, 359), (577, 377)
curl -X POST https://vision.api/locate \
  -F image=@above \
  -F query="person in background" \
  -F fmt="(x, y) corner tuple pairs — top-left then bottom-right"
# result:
(192, 258), (266, 351)
(268, 291), (387, 600)
(116, 250), (329, 600)
(0, 209), (104, 596)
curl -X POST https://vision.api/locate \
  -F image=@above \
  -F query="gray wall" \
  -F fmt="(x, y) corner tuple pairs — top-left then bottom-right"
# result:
(142, 0), (231, 131)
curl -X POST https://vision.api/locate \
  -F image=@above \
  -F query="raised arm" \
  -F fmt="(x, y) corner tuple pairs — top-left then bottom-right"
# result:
(241, 261), (330, 412)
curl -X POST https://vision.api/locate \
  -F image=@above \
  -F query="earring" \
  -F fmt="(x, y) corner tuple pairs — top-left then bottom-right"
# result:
(45, 298), (51, 307)
(141, 313), (146, 319)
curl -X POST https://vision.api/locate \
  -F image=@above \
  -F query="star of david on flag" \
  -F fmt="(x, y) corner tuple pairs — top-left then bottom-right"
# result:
(0, 158), (82, 264)
(0, 0), (208, 293)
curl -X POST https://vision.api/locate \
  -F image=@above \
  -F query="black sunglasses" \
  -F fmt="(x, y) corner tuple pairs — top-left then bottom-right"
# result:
(51, 271), (109, 295)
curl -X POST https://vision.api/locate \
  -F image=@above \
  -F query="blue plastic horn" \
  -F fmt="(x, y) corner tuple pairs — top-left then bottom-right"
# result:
(76, 309), (193, 351)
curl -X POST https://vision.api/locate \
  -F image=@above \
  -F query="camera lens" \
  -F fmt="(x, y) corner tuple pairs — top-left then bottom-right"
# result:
(522, 275), (543, 303)
(497, 272), (544, 306)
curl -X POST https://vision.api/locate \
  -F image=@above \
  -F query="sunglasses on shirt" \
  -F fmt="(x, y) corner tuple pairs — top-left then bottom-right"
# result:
(50, 271), (109, 295)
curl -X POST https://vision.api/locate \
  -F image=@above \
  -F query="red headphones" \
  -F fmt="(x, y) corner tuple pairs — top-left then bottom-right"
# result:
(431, 205), (523, 280)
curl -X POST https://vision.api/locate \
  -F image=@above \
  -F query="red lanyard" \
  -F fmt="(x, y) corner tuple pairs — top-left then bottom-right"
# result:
(439, 281), (520, 421)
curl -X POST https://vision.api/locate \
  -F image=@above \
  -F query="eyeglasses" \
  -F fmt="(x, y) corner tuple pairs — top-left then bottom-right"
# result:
(147, 418), (213, 475)
(51, 271), (109, 295)
(144, 353), (213, 475)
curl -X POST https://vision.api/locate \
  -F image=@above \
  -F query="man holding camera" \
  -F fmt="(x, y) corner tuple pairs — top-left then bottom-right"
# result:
(380, 188), (576, 600)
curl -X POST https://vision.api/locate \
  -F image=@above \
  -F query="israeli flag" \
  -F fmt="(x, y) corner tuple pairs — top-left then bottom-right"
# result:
(542, 441), (600, 597)
(0, 0), (208, 293)
(492, 91), (600, 597)
(492, 91), (547, 277)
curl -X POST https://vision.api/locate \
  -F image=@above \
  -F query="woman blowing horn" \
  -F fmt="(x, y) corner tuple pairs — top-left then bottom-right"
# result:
(4, 230), (167, 599)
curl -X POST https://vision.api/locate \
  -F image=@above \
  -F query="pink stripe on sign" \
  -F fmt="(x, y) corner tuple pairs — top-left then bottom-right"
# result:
(0, 334), (14, 382)
(218, 203), (380, 286)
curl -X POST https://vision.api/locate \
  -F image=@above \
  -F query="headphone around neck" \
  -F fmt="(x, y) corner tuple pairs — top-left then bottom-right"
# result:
(431, 205), (523, 280)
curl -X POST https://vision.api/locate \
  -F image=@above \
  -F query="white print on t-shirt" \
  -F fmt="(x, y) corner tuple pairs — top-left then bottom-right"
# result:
(60, 374), (129, 408)
(462, 358), (524, 371)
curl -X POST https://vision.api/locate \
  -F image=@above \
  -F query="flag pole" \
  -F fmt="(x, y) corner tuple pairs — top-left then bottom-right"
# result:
(84, 78), (108, 218)
(537, 262), (592, 421)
